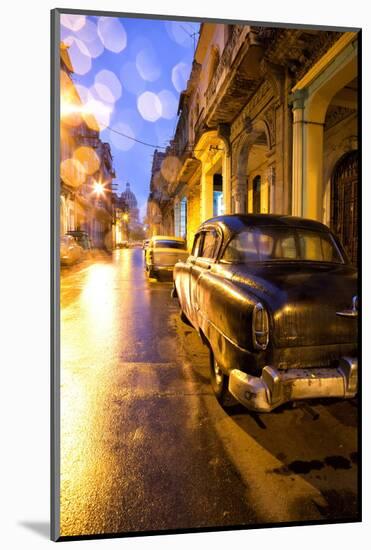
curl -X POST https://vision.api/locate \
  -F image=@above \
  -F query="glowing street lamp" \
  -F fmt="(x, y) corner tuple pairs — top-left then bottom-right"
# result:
(93, 180), (105, 196)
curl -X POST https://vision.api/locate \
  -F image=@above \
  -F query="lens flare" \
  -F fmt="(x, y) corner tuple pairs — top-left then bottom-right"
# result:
(97, 17), (127, 53)
(93, 180), (105, 195)
(83, 98), (112, 131)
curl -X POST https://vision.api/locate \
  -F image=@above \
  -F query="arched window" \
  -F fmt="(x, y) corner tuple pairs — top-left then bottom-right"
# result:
(331, 150), (358, 263)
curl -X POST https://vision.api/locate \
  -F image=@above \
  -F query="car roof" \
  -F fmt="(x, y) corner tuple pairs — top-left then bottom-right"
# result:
(200, 214), (331, 234)
(151, 235), (185, 241)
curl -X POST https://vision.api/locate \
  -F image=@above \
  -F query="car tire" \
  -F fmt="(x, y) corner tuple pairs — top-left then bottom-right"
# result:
(209, 348), (231, 407)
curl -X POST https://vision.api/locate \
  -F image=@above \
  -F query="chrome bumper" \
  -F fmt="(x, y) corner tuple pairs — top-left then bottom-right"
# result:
(229, 357), (358, 412)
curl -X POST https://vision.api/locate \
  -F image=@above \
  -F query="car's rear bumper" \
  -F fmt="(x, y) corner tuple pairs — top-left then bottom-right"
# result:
(229, 357), (357, 412)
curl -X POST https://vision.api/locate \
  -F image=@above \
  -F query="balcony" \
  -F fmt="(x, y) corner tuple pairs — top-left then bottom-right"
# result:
(204, 26), (264, 127)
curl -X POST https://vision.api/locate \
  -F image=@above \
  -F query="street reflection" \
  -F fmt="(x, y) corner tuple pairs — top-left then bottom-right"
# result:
(60, 249), (154, 535)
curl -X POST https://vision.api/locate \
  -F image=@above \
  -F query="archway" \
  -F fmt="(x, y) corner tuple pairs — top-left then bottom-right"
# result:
(234, 119), (272, 214)
(330, 150), (358, 263)
(194, 130), (230, 221)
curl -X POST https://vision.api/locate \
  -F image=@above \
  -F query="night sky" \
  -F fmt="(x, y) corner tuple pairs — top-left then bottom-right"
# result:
(60, 14), (199, 221)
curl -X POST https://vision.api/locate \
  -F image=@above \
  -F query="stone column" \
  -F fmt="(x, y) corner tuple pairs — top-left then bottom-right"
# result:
(291, 89), (306, 217)
(222, 152), (232, 215)
(302, 118), (325, 221)
(200, 163), (214, 222)
(267, 164), (276, 214)
(218, 124), (232, 215)
(291, 89), (325, 221)
(232, 176), (247, 214)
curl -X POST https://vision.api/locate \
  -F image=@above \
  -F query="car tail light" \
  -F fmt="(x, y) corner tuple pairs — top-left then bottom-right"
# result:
(252, 303), (269, 350)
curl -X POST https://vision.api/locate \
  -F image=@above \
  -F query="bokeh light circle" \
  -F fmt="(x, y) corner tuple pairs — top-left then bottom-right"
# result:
(61, 14), (86, 32)
(109, 123), (136, 152)
(60, 158), (86, 188)
(171, 62), (191, 93)
(63, 36), (92, 75)
(158, 90), (178, 120)
(73, 146), (101, 175)
(94, 70), (122, 103)
(97, 17), (127, 53)
(137, 92), (162, 122)
(136, 48), (161, 82)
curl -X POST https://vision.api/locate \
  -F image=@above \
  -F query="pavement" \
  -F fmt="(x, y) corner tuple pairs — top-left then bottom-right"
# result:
(59, 248), (359, 538)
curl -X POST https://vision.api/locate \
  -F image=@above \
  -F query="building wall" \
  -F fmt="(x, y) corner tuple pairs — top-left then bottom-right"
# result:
(154, 26), (358, 263)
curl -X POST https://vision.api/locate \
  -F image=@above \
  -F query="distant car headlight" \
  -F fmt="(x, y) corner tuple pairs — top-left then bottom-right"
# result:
(252, 302), (269, 350)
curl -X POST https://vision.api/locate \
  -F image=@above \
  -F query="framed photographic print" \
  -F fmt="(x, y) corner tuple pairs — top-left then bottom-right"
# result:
(51, 7), (361, 542)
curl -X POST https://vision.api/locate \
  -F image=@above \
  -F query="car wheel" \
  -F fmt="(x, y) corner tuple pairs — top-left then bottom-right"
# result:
(209, 348), (231, 407)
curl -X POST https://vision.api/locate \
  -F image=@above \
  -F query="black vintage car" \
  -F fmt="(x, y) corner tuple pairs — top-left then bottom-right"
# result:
(173, 214), (358, 412)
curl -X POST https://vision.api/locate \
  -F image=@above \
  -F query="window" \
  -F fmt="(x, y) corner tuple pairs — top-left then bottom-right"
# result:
(298, 233), (340, 262)
(222, 227), (344, 264)
(154, 240), (186, 250)
(191, 233), (203, 257)
(200, 229), (220, 259)
(180, 198), (187, 239)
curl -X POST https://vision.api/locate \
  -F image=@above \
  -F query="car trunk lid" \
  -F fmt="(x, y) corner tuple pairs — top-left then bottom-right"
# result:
(232, 262), (357, 348)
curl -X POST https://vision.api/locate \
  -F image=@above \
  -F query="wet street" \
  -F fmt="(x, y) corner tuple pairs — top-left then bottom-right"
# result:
(60, 248), (359, 537)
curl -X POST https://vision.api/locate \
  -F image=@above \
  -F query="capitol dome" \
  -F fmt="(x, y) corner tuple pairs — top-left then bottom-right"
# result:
(121, 182), (138, 210)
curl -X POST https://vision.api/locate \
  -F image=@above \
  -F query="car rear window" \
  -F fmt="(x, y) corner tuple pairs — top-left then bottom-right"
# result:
(153, 240), (187, 250)
(222, 227), (344, 263)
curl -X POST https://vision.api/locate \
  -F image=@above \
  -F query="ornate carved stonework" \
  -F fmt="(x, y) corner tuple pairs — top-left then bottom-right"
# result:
(263, 104), (276, 147)
(231, 80), (272, 141)
(325, 106), (356, 131)
(252, 27), (343, 84)
(205, 26), (247, 106)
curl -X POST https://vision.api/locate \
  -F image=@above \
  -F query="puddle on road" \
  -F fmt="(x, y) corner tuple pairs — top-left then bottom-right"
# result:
(270, 454), (354, 475)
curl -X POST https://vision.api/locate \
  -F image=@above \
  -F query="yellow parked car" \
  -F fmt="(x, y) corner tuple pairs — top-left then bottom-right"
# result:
(145, 236), (188, 279)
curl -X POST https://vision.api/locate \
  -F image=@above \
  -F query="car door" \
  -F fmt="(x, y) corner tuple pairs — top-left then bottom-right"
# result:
(180, 232), (203, 323)
(189, 228), (221, 329)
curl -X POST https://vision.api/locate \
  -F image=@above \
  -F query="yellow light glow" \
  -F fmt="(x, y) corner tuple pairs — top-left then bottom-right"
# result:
(93, 180), (105, 196)
(123, 213), (129, 221)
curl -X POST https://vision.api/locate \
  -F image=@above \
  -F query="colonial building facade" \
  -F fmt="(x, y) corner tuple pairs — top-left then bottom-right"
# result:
(60, 43), (116, 250)
(146, 149), (175, 237)
(148, 25), (358, 262)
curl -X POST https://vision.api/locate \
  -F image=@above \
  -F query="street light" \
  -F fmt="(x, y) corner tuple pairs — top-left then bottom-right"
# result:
(93, 180), (105, 196)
